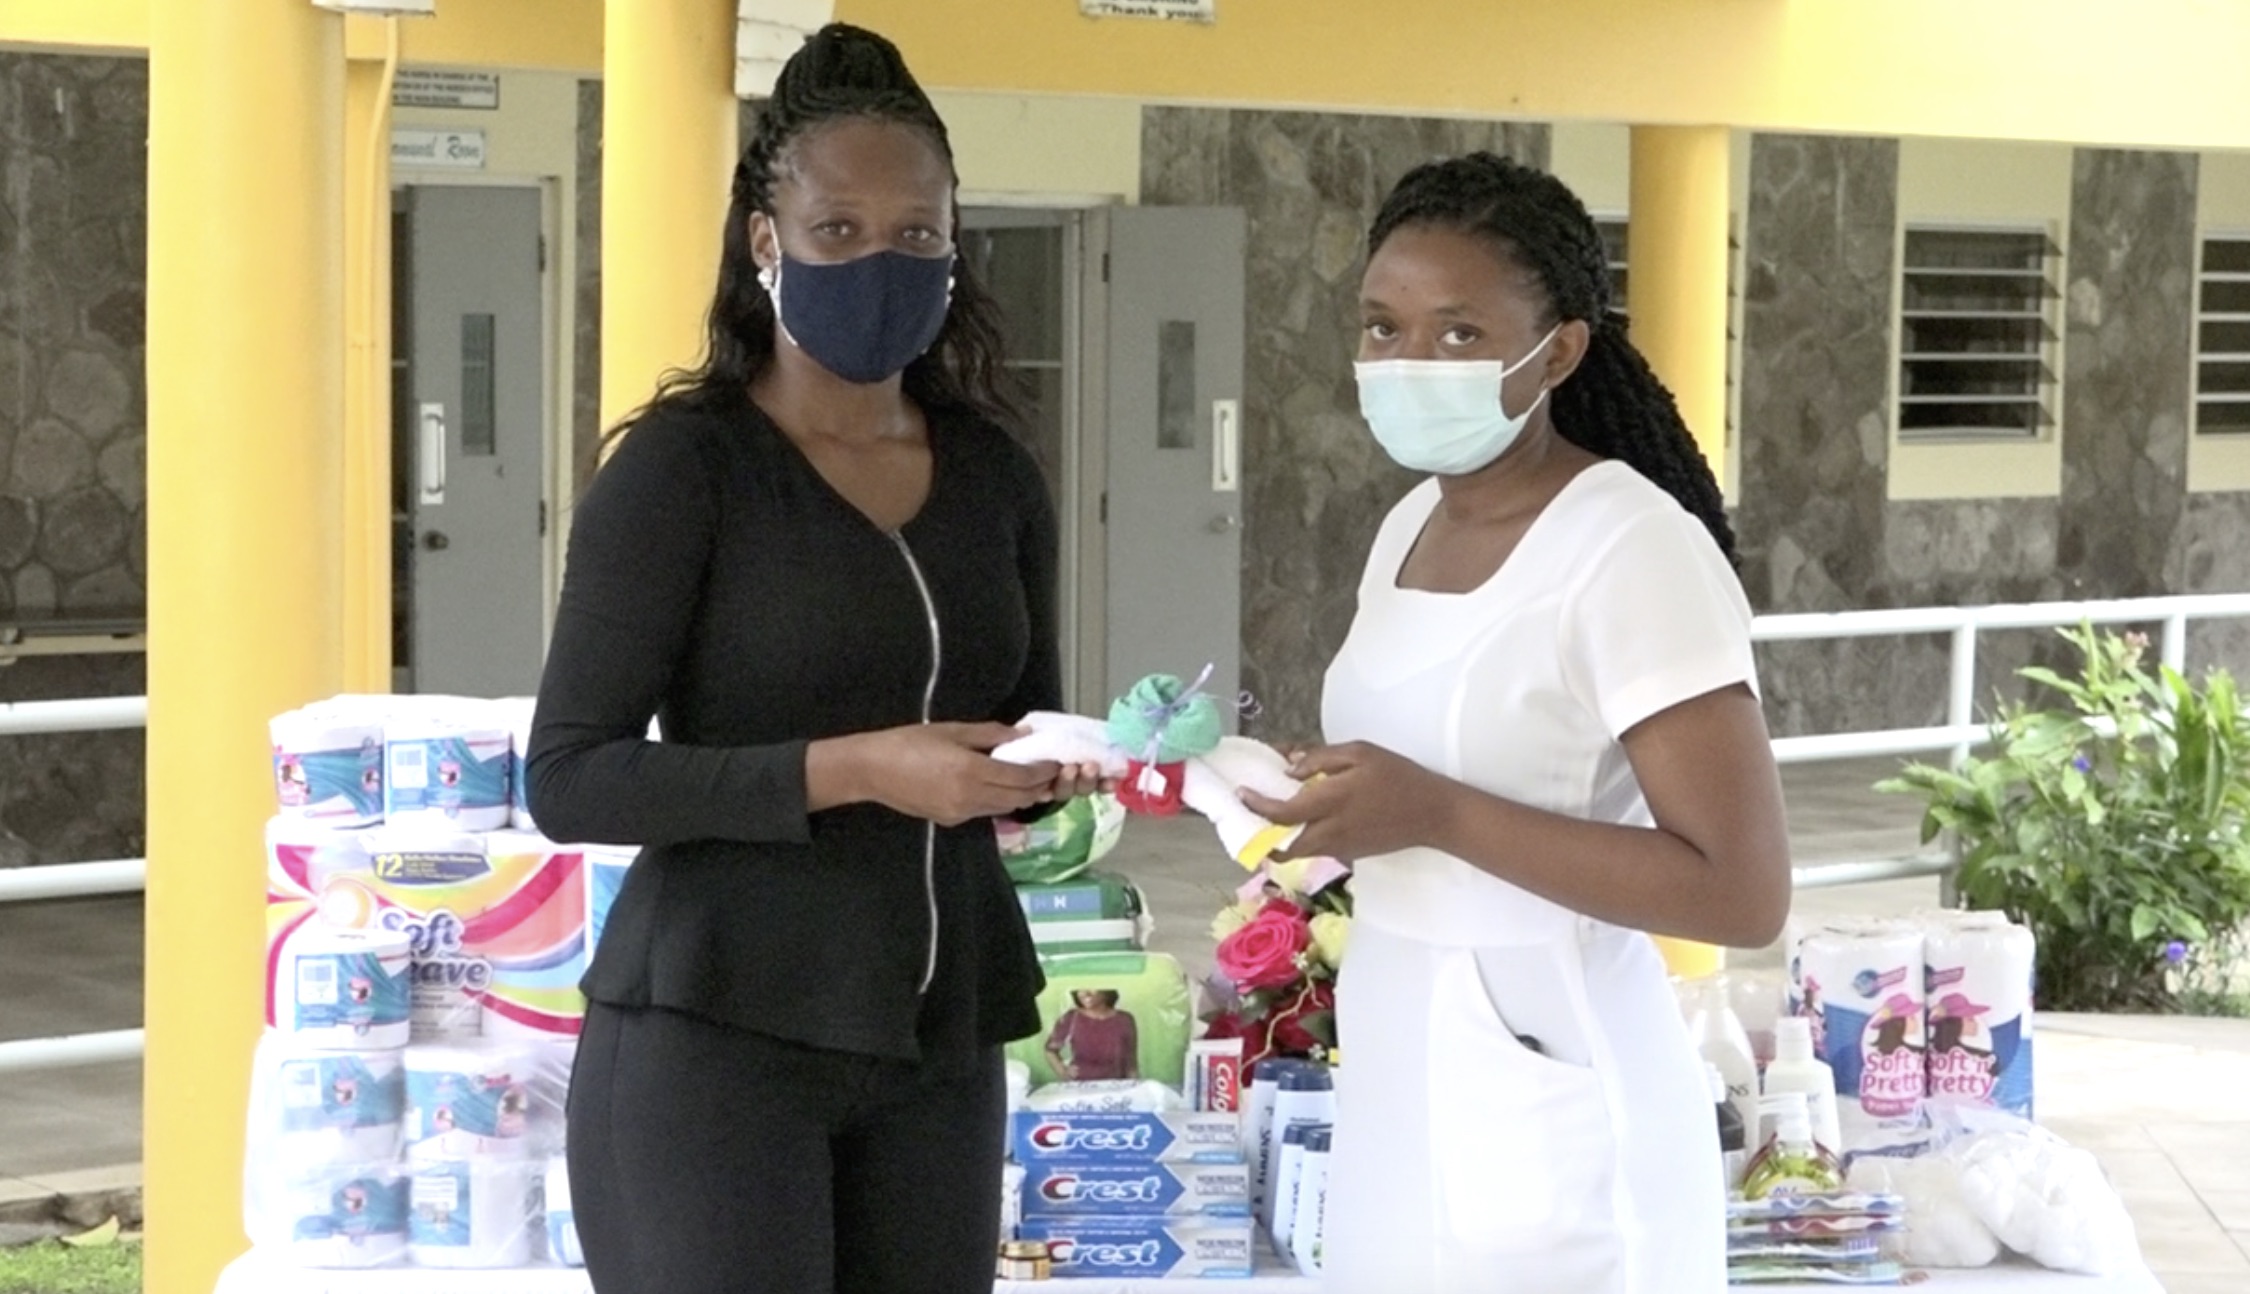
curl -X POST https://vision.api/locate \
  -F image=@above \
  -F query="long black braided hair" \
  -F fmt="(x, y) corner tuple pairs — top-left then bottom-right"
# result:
(607, 23), (1017, 447)
(1369, 152), (1738, 564)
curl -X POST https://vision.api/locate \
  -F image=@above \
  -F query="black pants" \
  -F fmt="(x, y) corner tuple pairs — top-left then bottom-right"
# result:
(568, 1002), (1006, 1294)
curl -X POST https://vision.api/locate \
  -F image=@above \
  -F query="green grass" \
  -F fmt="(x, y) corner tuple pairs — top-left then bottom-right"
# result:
(0, 1240), (141, 1294)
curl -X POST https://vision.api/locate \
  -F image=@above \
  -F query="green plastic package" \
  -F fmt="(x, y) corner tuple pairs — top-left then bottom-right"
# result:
(995, 793), (1125, 885)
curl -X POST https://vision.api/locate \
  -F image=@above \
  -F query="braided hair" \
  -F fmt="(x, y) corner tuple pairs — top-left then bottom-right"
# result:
(1368, 152), (1737, 564)
(615, 23), (1016, 437)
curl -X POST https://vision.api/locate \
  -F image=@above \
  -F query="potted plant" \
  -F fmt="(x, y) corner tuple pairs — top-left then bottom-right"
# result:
(1877, 624), (2250, 1013)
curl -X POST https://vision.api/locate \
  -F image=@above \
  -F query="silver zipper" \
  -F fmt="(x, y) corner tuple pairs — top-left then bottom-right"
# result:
(890, 531), (943, 995)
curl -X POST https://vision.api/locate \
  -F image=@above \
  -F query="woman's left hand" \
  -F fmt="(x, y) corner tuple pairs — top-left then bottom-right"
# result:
(1238, 741), (1450, 863)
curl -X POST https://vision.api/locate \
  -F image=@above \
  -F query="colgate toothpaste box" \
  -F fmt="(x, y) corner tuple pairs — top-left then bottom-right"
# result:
(1013, 1217), (1256, 1279)
(1019, 1161), (1251, 1218)
(1011, 1110), (1243, 1165)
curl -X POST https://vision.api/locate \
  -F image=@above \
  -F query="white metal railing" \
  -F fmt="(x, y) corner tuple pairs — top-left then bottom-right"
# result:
(3, 592), (2250, 1071)
(1758, 592), (2250, 891)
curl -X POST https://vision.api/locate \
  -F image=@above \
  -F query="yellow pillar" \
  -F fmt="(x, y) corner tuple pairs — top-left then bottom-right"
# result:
(1627, 124), (1732, 478)
(601, 0), (741, 438)
(344, 25), (400, 693)
(146, 2), (346, 1290)
(1628, 125), (1732, 984)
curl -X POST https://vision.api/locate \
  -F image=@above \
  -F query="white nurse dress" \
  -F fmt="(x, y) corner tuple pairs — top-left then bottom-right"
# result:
(1318, 462), (1758, 1294)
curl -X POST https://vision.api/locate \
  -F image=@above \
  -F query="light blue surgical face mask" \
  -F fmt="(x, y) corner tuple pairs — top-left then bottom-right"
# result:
(1353, 323), (1562, 476)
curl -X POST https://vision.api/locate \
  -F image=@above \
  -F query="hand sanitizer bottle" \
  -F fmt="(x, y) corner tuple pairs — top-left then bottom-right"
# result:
(1742, 1091), (1845, 1199)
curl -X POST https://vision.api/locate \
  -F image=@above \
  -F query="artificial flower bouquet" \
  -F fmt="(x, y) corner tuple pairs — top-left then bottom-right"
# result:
(1199, 855), (1353, 1074)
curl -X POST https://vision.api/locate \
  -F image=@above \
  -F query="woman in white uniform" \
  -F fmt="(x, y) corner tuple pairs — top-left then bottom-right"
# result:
(1242, 154), (1792, 1292)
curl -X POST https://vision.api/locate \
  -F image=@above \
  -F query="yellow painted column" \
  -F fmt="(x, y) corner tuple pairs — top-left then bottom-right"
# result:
(601, 0), (741, 438)
(344, 26), (400, 693)
(146, 1), (346, 1290)
(1627, 124), (1732, 478)
(1628, 124), (1733, 984)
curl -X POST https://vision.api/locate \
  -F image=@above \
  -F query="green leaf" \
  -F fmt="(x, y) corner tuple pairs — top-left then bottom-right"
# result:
(2130, 905), (2159, 942)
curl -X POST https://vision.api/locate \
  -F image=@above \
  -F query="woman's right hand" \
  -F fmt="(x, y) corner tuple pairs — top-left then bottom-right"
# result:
(815, 722), (1059, 826)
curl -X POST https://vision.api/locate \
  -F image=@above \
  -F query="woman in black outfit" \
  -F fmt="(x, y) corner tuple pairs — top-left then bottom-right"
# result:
(526, 25), (1091, 1294)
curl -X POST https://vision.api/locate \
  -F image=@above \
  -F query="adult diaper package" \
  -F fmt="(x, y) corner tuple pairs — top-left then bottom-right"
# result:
(1010, 951), (1193, 1088)
(1017, 1161), (1252, 1218)
(1010, 1109), (1243, 1164)
(1016, 870), (1151, 954)
(1012, 1217), (1256, 1279)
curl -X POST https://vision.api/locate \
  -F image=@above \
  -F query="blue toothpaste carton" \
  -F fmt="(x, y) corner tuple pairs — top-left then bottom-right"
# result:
(1014, 1217), (1256, 1279)
(1018, 1161), (1251, 1218)
(1011, 1110), (1243, 1164)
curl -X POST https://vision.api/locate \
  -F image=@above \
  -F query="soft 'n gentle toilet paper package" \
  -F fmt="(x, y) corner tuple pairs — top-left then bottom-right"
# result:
(246, 1167), (410, 1269)
(384, 715), (512, 832)
(250, 1036), (406, 1169)
(271, 705), (387, 828)
(270, 927), (413, 1050)
(405, 1045), (542, 1161)
(407, 1158), (537, 1269)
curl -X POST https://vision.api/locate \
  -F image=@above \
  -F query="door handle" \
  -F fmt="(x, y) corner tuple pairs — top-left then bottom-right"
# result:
(419, 402), (447, 505)
(1211, 399), (1240, 493)
(1205, 514), (1239, 534)
(423, 531), (451, 552)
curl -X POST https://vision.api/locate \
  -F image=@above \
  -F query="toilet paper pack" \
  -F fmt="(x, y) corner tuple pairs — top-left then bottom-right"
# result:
(407, 1158), (537, 1269)
(385, 717), (512, 832)
(1922, 912), (2036, 1119)
(1013, 1217), (1257, 1279)
(273, 828), (591, 1043)
(496, 697), (538, 832)
(270, 927), (413, 1050)
(1018, 1161), (1252, 1217)
(584, 845), (636, 963)
(247, 1167), (410, 1269)
(544, 1160), (584, 1267)
(1800, 923), (1928, 1131)
(252, 1038), (407, 1169)
(271, 706), (387, 828)
(405, 1045), (542, 1160)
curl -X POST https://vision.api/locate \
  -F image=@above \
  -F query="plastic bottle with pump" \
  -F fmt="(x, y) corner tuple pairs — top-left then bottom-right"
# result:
(1708, 1062), (1748, 1192)
(1741, 1091), (1844, 1199)
(1686, 975), (1758, 1146)
(1761, 1015), (1842, 1155)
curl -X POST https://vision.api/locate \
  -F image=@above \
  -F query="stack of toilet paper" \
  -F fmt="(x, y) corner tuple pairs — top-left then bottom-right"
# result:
(1787, 910), (2036, 1147)
(271, 694), (526, 834)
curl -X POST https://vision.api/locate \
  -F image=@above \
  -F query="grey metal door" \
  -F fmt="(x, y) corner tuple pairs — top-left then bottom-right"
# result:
(403, 186), (546, 697)
(1096, 206), (1247, 721)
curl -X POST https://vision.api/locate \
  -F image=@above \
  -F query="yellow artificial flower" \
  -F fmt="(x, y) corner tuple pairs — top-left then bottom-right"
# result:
(1210, 901), (1260, 943)
(1309, 912), (1351, 971)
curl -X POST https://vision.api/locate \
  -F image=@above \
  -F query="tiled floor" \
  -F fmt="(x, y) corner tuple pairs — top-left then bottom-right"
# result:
(4, 757), (2248, 1288)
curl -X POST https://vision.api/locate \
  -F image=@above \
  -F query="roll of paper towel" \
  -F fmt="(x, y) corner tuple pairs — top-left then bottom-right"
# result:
(272, 707), (386, 827)
(408, 1158), (537, 1268)
(497, 697), (538, 832)
(248, 1167), (410, 1269)
(544, 1160), (583, 1267)
(406, 1045), (539, 1160)
(253, 1037), (406, 1169)
(1800, 922), (1927, 1133)
(275, 927), (413, 1051)
(385, 716), (511, 832)
(1923, 911), (2036, 1119)
(266, 817), (376, 908)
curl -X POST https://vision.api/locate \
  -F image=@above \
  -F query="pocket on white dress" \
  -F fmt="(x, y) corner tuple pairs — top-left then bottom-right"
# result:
(1426, 947), (1619, 1260)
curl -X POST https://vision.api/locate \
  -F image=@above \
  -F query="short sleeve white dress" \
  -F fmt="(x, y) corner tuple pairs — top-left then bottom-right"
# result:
(1318, 461), (1757, 1293)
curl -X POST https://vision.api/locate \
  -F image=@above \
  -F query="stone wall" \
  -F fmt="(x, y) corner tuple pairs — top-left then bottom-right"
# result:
(1, 54), (147, 867)
(1, 54), (147, 621)
(1140, 109), (1547, 744)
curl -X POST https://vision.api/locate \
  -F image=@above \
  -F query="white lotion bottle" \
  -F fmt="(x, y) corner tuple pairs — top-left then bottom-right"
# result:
(1687, 975), (1759, 1143)
(1762, 1015), (1843, 1154)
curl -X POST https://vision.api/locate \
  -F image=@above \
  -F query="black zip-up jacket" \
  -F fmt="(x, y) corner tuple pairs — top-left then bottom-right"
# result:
(526, 395), (1052, 1061)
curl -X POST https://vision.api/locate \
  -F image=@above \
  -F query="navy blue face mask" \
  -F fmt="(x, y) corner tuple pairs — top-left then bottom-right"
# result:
(767, 248), (954, 385)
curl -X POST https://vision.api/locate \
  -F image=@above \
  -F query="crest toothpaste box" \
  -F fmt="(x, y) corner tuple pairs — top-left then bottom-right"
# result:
(1018, 1161), (1251, 1218)
(1013, 1217), (1256, 1279)
(1011, 1110), (1243, 1165)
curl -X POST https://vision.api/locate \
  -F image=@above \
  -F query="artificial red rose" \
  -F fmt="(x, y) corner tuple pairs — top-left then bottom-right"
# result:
(1216, 904), (1312, 991)
(1267, 980), (1337, 1057)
